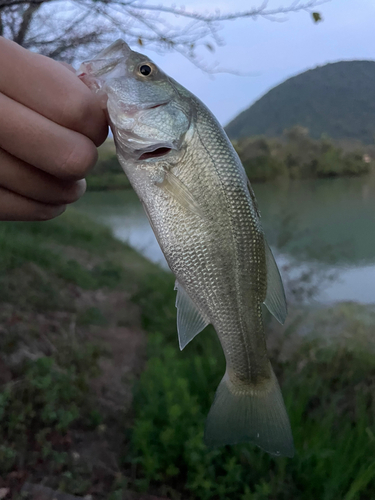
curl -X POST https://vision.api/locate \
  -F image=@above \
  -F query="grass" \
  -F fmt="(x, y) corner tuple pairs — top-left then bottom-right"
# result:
(0, 210), (155, 495)
(129, 274), (375, 500)
(0, 210), (155, 295)
(1, 210), (375, 498)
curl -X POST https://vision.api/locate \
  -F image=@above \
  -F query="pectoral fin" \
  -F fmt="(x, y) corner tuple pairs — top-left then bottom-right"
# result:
(263, 240), (288, 324)
(158, 171), (206, 219)
(175, 281), (209, 350)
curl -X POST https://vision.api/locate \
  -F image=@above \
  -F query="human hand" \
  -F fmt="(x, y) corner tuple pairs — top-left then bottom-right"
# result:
(0, 37), (108, 221)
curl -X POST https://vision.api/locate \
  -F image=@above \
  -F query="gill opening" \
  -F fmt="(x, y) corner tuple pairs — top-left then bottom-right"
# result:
(139, 147), (172, 160)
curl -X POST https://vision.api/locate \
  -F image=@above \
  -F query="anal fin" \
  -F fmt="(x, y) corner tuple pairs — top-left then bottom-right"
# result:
(175, 281), (209, 350)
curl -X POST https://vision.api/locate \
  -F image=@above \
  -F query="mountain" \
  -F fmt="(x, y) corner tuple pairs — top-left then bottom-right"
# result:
(225, 61), (375, 144)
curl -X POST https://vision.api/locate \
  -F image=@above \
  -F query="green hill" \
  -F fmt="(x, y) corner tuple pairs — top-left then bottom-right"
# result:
(225, 60), (375, 144)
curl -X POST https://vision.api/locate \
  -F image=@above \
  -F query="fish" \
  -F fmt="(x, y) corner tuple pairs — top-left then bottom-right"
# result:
(78, 40), (294, 457)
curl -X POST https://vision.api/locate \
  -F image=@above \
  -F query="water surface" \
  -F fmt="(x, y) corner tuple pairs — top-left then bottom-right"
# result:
(75, 175), (375, 304)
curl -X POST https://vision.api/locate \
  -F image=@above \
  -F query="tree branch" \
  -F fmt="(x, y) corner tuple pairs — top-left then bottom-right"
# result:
(109, 0), (328, 22)
(0, 0), (329, 71)
(0, 0), (49, 8)
(14, 2), (40, 45)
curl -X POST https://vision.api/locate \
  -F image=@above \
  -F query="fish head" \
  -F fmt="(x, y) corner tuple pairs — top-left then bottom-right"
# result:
(78, 39), (191, 162)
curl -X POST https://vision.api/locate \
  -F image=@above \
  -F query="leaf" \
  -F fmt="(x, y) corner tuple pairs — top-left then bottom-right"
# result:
(312, 12), (322, 23)
(138, 37), (143, 46)
(205, 43), (214, 52)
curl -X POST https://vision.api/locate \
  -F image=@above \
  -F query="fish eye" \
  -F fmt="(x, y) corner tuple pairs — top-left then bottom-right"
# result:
(139, 63), (153, 76)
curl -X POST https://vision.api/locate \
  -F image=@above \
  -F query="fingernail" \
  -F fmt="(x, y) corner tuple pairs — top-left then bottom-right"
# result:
(75, 178), (87, 199)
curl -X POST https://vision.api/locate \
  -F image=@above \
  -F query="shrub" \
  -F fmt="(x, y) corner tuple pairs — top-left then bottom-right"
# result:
(243, 155), (285, 182)
(315, 146), (344, 177)
(343, 151), (371, 176)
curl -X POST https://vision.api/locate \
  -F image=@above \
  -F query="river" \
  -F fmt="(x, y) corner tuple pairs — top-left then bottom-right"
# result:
(75, 175), (375, 304)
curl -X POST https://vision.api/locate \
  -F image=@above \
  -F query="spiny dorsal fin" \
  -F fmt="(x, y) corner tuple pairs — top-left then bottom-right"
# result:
(247, 178), (261, 220)
(175, 281), (209, 350)
(263, 240), (288, 324)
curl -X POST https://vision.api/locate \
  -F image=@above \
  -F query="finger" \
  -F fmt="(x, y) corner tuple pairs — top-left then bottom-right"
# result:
(0, 148), (86, 205)
(0, 37), (108, 146)
(0, 92), (97, 181)
(0, 186), (66, 221)
(58, 61), (76, 73)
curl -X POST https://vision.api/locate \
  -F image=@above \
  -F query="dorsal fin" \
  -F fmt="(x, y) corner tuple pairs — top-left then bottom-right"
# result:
(175, 281), (209, 350)
(247, 178), (261, 220)
(263, 240), (288, 324)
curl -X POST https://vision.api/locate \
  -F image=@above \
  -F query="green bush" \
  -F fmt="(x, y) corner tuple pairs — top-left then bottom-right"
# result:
(343, 151), (371, 176)
(315, 148), (371, 177)
(235, 129), (372, 182)
(243, 155), (285, 182)
(315, 146), (344, 177)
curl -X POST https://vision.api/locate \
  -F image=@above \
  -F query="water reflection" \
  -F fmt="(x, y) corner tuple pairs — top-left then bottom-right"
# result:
(75, 176), (375, 303)
(256, 176), (375, 265)
(76, 190), (167, 267)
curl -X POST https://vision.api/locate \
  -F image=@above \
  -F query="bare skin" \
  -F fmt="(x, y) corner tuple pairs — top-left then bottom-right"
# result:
(0, 37), (108, 221)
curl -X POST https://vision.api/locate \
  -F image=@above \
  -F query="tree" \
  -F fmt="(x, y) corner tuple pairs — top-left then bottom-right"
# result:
(0, 0), (327, 68)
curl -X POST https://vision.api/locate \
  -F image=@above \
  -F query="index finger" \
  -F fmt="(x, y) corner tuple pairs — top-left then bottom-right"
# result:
(0, 37), (108, 146)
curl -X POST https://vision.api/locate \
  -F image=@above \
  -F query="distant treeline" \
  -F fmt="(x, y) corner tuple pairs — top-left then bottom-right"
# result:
(88, 128), (374, 191)
(234, 126), (374, 183)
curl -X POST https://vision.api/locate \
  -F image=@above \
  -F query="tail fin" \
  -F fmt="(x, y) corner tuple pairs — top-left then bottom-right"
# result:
(204, 368), (294, 457)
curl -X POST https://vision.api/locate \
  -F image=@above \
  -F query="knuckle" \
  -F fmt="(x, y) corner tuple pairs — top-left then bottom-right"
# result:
(62, 91), (94, 133)
(60, 139), (97, 180)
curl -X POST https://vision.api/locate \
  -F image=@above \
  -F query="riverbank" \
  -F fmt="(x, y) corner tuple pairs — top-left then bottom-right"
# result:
(0, 212), (156, 496)
(1, 214), (375, 498)
(235, 127), (374, 183)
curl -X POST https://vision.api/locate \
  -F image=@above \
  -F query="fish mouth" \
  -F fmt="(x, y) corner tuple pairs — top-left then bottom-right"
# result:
(139, 147), (172, 160)
(78, 40), (131, 79)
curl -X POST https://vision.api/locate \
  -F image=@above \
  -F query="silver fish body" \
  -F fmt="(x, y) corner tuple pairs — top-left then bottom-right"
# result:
(79, 40), (294, 457)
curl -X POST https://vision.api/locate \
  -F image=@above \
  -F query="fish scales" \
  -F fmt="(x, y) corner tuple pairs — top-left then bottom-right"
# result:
(145, 102), (268, 383)
(79, 40), (294, 457)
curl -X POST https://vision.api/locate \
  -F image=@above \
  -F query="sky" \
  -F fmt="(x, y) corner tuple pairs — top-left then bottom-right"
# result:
(134, 0), (375, 126)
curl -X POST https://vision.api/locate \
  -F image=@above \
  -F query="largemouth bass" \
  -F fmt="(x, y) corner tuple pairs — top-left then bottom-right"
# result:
(79, 40), (294, 457)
